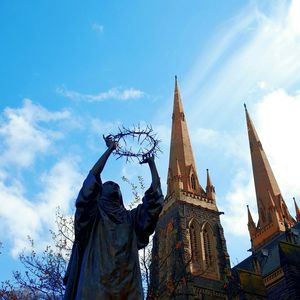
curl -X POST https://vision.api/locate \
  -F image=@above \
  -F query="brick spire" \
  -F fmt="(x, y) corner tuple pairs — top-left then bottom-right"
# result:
(293, 197), (300, 222)
(247, 205), (255, 229)
(247, 205), (257, 249)
(206, 169), (215, 201)
(167, 76), (203, 196)
(206, 168), (212, 187)
(244, 105), (295, 248)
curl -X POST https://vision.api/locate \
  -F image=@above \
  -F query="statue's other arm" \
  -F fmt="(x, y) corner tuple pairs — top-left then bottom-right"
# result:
(145, 154), (160, 191)
(132, 155), (164, 249)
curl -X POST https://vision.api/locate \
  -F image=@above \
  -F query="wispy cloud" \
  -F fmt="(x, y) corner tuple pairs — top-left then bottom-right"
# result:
(177, 0), (300, 241)
(182, 0), (300, 124)
(0, 100), (83, 256)
(0, 159), (82, 257)
(56, 85), (145, 102)
(221, 88), (300, 237)
(92, 22), (104, 34)
(254, 89), (300, 201)
(0, 99), (70, 168)
(0, 100), (144, 256)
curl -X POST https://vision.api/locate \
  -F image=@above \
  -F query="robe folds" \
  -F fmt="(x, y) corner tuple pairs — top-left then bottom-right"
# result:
(63, 171), (164, 300)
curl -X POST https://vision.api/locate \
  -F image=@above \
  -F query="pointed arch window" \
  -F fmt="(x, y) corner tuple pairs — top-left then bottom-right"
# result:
(189, 219), (202, 274)
(202, 223), (219, 279)
(203, 228), (213, 267)
(191, 174), (196, 190)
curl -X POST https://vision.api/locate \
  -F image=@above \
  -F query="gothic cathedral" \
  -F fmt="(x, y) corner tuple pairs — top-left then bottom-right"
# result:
(149, 77), (300, 300)
(149, 77), (231, 299)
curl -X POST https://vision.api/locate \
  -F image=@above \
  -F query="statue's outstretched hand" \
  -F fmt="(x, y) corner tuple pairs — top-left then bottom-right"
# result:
(139, 153), (155, 165)
(103, 135), (118, 150)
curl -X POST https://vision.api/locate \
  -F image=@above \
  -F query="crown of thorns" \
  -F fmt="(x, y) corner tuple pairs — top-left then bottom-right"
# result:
(108, 125), (162, 163)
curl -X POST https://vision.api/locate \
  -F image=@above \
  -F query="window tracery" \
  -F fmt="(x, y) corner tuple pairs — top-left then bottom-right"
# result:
(191, 174), (196, 190)
(201, 222), (219, 279)
(189, 219), (202, 273)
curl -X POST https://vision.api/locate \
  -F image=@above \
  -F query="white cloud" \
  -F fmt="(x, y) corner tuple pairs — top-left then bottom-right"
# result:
(182, 0), (300, 125)
(221, 170), (257, 236)
(0, 159), (82, 257)
(57, 85), (145, 102)
(0, 100), (83, 256)
(254, 89), (300, 204)
(0, 99), (70, 168)
(38, 158), (83, 219)
(220, 88), (300, 237)
(191, 127), (249, 165)
(174, 0), (300, 242)
(288, 0), (300, 34)
(0, 173), (40, 257)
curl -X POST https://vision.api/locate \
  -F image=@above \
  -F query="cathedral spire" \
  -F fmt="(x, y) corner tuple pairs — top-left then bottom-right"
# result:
(244, 105), (294, 248)
(167, 76), (203, 196)
(293, 197), (300, 222)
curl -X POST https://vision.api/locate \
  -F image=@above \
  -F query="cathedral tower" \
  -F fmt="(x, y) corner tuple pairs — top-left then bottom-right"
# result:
(244, 105), (295, 249)
(149, 77), (230, 300)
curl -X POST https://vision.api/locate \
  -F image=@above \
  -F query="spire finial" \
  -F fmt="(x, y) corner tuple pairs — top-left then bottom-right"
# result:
(206, 168), (215, 200)
(247, 205), (256, 238)
(206, 168), (212, 187)
(244, 103), (247, 111)
(293, 197), (300, 222)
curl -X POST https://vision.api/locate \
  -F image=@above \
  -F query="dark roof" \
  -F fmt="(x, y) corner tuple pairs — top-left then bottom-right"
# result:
(237, 269), (266, 296)
(279, 240), (300, 266)
(232, 222), (300, 277)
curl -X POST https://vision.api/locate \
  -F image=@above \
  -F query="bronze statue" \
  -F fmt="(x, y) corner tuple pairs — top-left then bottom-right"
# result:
(63, 135), (164, 299)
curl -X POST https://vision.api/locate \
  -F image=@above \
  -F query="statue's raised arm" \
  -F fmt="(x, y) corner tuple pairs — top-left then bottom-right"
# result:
(91, 135), (117, 177)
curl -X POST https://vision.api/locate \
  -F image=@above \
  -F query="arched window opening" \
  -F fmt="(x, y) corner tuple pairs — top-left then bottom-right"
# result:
(189, 219), (202, 274)
(190, 225), (199, 262)
(201, 223), (220, 280)
(165, 224), (173, 280)
(191, 174), (196, 190)
(203, 229), (213, 267)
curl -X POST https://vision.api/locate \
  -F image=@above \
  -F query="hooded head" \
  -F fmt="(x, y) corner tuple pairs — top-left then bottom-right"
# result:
(98, 181), (125, 223)
(101, 181), (124, 206)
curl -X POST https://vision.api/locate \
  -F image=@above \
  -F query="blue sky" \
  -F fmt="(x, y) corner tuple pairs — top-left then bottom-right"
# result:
(1, 0), (300, 282)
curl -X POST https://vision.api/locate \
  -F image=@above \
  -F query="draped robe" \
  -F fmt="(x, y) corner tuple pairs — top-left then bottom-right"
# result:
(63, 171), (164, 300)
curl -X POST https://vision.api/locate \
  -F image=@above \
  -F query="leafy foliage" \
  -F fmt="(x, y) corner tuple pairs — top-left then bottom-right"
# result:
(122, 175), (145, 209)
